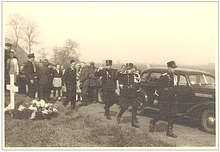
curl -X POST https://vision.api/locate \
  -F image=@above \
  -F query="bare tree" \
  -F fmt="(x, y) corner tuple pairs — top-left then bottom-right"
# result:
(7, 14), (24, 50)
(52, 39), (80, 67)
(37, 48), (48, 60)
(21, 19), (40, 54)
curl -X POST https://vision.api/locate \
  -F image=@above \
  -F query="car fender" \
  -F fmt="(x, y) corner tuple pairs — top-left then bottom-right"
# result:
(184, 101), (215, 120)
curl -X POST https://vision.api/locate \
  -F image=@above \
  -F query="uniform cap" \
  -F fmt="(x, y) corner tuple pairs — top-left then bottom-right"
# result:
(90, 61), (95, 65)
(167, 61), (177, 68)
(105, 60), (112, 66)
(28, 53), (35, 58)
(126, 63), (134, 69)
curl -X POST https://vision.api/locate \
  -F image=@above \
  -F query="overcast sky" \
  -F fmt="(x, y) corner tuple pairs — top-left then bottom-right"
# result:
(3, 2), (218, 65)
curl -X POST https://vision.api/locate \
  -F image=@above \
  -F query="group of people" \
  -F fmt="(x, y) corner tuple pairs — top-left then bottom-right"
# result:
(5, 42), (178, 138)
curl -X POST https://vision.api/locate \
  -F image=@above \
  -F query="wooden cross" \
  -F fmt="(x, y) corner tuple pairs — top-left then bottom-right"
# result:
(4, 74), (18, 112)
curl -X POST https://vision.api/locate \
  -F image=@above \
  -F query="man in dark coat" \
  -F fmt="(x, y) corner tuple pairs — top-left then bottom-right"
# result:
(117, 63), (141, 128)
(24, 53), (38, 99)
(149, 61), (178, 138)
(47, 63), (54, 99)
(88, 61), (99, 103)
(95, 60), (118, 120)
(79, 62), (90, 106)
(5, 43), (12, 86)
(37, 61), (51, 102)
(62, 60), (77, 109)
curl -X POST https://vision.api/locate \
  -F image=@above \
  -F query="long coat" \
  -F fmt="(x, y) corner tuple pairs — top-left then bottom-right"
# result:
(88, 66), (99, 87)
(24, 60), (37, 81)
(95, 68), (118, 91)
(79, 66), (90, 88)
(62, 67), (77, 101)
(37, 65), (51, 101)
(37, 65), (50, 85)
(157, 72), (177, 115)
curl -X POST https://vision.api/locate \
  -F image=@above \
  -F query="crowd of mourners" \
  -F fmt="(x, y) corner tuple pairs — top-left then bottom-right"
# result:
(5, 42), (179, 138)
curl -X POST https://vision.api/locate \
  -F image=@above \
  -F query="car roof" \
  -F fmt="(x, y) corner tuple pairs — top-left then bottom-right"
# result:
(141, 67), (214, 77)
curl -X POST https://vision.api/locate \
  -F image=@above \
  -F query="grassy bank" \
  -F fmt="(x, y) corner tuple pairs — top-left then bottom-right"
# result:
(4, 93), (174, 147)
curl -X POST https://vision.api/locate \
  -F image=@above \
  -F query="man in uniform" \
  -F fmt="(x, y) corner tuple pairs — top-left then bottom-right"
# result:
(116, 63), (141, 128)
(95, 60), (118, 120)
(24, 53), (38, 99)
(149, 61), (178, 138)
(62, 60), (77, 109)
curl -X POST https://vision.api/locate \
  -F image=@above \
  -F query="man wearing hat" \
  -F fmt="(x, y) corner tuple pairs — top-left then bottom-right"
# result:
(149, 61), (178, 138)
(24, 53), (38, 99)
(95, 60), (118, 120)
(116, 63), (141, 128)
(62, 60), (77, 109)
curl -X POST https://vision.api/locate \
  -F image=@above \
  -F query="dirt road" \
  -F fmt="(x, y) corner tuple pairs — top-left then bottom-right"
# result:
(73, 102), (216, 147)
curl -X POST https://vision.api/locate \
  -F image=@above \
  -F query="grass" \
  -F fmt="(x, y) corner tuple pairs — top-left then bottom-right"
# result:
(4, 93), (174, 147)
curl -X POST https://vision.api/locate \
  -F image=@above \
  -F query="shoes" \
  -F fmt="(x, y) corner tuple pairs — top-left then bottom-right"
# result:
(132, 123), (140, 128)
(63, 101), (68, 107)
(58, 97), (61, 101)
(79, 103), (87, 106)
(104, 112), (111, 120)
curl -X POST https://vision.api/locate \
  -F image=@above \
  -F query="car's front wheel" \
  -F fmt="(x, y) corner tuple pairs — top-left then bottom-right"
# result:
(200, 109), (215, 134)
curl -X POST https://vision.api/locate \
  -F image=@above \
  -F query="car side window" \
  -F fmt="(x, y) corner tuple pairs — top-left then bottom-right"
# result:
(141, 72), (149, 82)
(149, 72), (161, 83)
(178, 75), (187, 86)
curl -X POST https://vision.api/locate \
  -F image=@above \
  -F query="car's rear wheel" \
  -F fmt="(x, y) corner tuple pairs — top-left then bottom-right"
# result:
(200, 109), (215, 134)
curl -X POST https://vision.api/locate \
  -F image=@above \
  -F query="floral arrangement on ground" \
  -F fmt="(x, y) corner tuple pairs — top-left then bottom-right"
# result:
(11, 99), (58, 120)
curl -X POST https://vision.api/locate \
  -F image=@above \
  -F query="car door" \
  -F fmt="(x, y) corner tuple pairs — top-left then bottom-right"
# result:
(174, 74), (194, 113)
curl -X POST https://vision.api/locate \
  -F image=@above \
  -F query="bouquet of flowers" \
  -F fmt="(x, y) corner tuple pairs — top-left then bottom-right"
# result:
(12, 99), (58, 120)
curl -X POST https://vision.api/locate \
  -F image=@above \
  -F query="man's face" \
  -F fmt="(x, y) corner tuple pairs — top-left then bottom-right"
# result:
(70, 62), (76, 68)
(168, 67), (175, 73)
(81, 63), (85, 68)
(127, 68), (132, 74)
(9, 52), (14, 58)
(106, 65), (111, 69)
(56, 65), (61, 69)
(29, 57), (35, 62)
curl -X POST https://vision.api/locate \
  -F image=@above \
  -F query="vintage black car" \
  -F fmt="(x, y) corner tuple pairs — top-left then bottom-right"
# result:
(140, 67), (215, 134)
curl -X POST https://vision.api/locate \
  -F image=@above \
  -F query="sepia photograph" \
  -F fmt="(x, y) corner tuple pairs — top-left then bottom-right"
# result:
(1, 1), (218, 150)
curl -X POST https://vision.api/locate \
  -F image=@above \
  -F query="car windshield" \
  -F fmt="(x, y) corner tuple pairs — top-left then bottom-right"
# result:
(189, 74), (215, 86)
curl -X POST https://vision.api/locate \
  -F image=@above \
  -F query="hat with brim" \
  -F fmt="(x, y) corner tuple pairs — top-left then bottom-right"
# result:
(90, 61), (95, 65)
(126, 63), (134, 69)
(5, 43), (12, 47)
(167, 61), (177, 68)
(105, 60), (112, 66)
(28, 53), (35, 58)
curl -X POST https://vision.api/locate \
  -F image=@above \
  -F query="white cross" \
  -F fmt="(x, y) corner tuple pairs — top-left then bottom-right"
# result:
(4, 74), (18, 111)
